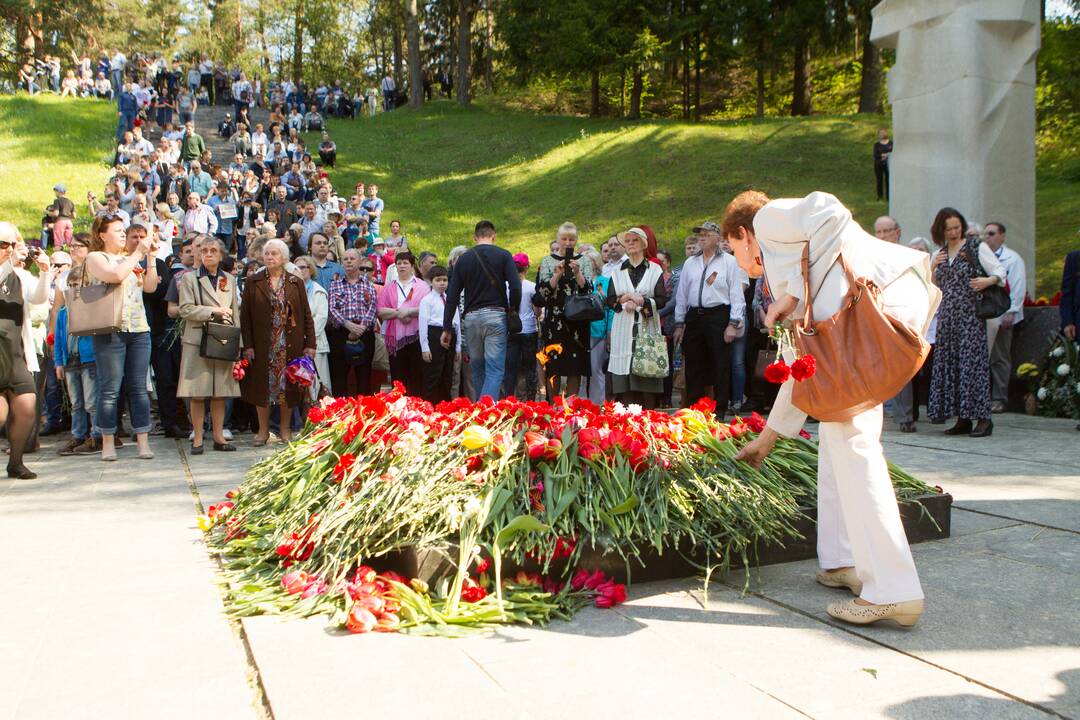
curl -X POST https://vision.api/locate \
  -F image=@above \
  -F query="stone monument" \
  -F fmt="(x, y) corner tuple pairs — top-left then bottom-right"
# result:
(871, 0), (1040, 289)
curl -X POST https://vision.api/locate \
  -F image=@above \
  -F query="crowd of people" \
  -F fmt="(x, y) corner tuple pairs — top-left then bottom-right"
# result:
(2, 80), (1076, 480)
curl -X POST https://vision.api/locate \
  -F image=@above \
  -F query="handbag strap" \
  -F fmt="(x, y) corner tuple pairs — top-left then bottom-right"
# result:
(799, 244), (858, 329)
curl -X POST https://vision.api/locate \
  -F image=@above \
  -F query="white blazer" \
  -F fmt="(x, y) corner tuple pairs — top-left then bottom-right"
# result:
(754, 192), (942, 436)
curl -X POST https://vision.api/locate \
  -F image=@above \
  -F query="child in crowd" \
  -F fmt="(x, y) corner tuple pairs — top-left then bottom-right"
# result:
(418, 265), (460, 404)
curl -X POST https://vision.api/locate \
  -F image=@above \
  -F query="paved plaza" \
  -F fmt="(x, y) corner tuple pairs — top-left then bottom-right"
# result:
(2, 412), (1078, 720)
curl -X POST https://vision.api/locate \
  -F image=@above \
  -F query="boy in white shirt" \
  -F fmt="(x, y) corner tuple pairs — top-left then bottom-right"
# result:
(418, 265), (461, 404)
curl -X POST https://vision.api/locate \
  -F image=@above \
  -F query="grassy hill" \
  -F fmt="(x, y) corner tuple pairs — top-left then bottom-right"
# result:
(314, 100), (1075, 296)
(0, 94), (116, 236)
(0, 95), (1073, 295)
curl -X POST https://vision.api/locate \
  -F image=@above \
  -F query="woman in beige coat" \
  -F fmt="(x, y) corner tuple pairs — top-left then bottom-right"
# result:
(178, 236), (241, 454)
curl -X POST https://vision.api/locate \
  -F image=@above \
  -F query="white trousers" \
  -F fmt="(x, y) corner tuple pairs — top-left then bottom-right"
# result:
(816, 270), (929, 604)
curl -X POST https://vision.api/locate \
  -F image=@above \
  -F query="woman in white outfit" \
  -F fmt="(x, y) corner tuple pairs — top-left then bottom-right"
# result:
(291, 256), (331, 401)
(726, 191), (940, 627)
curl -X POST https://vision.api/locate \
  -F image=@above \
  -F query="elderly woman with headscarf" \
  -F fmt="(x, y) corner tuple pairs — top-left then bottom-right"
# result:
(604, 226), (667, 408)
(240, 238), (316, 445)
(727, 190), (940, 629)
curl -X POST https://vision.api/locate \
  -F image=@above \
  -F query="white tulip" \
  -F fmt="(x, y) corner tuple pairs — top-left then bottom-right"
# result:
(1052, 346), (1065, 358)
(1037, 387), (1049, 400)
(1057, 363), (1071, 377)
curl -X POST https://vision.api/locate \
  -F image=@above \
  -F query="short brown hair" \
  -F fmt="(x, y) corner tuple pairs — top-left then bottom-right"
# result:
(930, 207), (967, 247)
(721, 190), (771, 239)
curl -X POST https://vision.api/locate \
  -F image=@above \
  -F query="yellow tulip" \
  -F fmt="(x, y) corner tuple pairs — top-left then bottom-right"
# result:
(461, 425), (493, 450)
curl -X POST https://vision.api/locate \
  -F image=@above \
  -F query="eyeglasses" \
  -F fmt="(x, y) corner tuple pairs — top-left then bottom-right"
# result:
(358, 266), (374, 272)
(985, 230), (998, 236)
(0, 241), (13, 250)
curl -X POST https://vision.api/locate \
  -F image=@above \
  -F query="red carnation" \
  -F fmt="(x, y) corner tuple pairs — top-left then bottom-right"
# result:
(790, 354), (817, 381)
(763, 360), (791, 384)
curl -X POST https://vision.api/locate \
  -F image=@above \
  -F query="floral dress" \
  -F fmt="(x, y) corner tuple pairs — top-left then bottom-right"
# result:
(268, 277), (289, 406)
(928, 237), (991, 421)
(534, 255), (594, 377)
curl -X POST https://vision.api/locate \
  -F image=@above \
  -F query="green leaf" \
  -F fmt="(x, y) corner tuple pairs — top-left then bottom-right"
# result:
(861, 668), (878, 679)
(608, 493), (639, 515)
(495, 514), (550, 550)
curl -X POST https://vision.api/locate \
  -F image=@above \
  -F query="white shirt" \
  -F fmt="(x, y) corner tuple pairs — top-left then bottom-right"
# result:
(381, 76), (396, 93)
(601, 256), (626, 278)
(674, 250), (746, 326)
(251, 131), (269, 157)
(111, 53), (126, 71)
(182, 205), (219, 235)
(199, 60), (214, 74)
(518, 278), (538, 334)
(418, 290), (461, 352)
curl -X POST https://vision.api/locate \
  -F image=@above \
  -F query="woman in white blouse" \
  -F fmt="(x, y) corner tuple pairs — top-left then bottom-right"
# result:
(727, 191), (940, 628)
(291, 256), (331, 400)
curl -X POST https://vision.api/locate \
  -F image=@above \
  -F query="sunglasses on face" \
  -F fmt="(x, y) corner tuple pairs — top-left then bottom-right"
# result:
(0, 241), (14, 250)
(358, 266), (373, 272)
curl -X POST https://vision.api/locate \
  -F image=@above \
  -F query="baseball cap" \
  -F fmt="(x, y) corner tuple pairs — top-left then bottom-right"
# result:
(53, 183), (67, 193)
(692, 220), (721, 234)
(50, 250), (73, 265)
(372, 237), (386, 246)
(512, 252), (530, 270)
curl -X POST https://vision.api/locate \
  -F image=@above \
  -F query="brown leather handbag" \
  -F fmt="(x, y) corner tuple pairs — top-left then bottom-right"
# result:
(791, 245), (930, 422)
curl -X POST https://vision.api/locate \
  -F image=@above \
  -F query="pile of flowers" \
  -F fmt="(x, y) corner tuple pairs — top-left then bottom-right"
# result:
(1021, 335), (1080, 419)
(202, 384), (936, 636)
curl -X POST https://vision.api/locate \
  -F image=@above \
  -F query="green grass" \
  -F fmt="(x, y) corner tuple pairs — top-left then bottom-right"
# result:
(311, 100), (1076, 296)
(0, 94), (115, 237)
(0, 94), (1073, 295)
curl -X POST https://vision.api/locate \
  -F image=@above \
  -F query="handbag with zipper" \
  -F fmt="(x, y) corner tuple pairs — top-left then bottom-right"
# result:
(196, 279), (242, 361)
(630, 305), (670, 379)
(65, 265), (124, 336)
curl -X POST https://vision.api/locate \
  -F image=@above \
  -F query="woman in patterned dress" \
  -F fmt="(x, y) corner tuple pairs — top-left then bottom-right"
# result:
(534, 222), (593, 398)
(927, 208), (1005, 438)
(240, 239), (316, 445)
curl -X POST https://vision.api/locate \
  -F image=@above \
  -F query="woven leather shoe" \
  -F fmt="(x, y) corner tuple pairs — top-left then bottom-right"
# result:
(816, 567), (863, 595)
(827, 598), (923, 627)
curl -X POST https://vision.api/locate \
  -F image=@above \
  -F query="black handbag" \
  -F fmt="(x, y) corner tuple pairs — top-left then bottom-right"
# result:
(344, 339), (367, 365)
(197, 280), (242, 361)
(564, 292), (605, 323)
(971, 240), (1011, 320)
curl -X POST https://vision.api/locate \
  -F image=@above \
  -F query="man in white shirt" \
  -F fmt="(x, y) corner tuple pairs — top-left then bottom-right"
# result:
(381, 72), (397, 112)
(250, 122), (269, 159)
(673, 220), (745, 417)
(110, 50), (126, 94)
(131, 126), (154, 157)
(601, 235), (626, 277)
(984, 221), (1026, 413)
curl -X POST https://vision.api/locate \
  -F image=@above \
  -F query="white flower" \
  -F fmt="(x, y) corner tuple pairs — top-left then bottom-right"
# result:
(612, 402), (627, 414)
(1057, 363), (1071, 377)
(463, 496), (483, 518)
(1037, 387), (1049, 400)
(626, 403), (643, 415)
(446, 502), (463, 530)
(1051, 346), (1065, 358)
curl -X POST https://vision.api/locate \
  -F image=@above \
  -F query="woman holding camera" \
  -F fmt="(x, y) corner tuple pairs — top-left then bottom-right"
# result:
(534, 222), (594, 398)
(85, 215), (160, 461)
(178, 236), (241, 454)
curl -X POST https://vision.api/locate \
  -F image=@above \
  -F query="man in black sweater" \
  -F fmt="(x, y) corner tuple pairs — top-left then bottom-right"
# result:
(443, 220), (522, 400)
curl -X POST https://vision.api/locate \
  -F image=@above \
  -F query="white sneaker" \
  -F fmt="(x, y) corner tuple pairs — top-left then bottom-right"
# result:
(223, 429), (234, 440)
(189, 430), (195, 440)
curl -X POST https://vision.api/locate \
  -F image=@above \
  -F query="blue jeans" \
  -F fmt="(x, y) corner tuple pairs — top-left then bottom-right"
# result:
(43, 351), (65, 428)
(92, 331), (152, 435)
(503, 332), (538, 400)
(65, 364), (100, 441)
(729, 331), (748, 403)
(462, 308), (508, 401)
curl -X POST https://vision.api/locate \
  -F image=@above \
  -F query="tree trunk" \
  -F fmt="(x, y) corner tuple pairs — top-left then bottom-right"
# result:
(755, 38), (766, 118)
(393, 17), (404, 81)
(693, 30), (701, 122)
(292, 0), (305, 84)
(790, 36), (811, 116)
(619, 68), (625, 117)
(483, 0), (494, 91)
(589, 68), (601, 117)
(406, 0), (423, 109)
(455, 0), (473, 104)
(857, 20), (882, 113)
(628, 66), (643, 120)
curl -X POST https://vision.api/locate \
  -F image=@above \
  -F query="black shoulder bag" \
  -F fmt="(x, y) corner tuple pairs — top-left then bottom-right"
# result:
(197, 278), (243, 361)
(471, 248), (522, 335)
(972, 240), (1011, 320)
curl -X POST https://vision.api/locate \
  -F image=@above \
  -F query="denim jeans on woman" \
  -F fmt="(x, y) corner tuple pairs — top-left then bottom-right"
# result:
(65, 364), (100, 441)
(92, 331), (152, 435)
(462, 308), (507, 401)
(502, 332), (538, 401)
(729, 331), (748, 406)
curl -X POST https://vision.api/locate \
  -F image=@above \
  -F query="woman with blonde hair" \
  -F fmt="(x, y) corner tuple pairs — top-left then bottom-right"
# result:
(534, 221), (593, 397)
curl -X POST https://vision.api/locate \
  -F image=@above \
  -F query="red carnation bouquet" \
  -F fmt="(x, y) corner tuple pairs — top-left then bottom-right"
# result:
(763, 324), (817, 386)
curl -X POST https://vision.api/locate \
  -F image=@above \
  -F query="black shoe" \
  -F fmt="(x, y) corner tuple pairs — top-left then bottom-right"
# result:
(969, 420), (993, 438)
(190, 442), (204, 455)
(899, 422), (917, 433)
(213, 441), (236, 452)
(944, 419), (973, 435)
(7, 463), (37, 479)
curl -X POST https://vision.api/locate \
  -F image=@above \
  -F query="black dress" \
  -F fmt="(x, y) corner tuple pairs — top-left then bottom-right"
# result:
(534, 255), (592, 377)
(0, 270), (35, 396)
